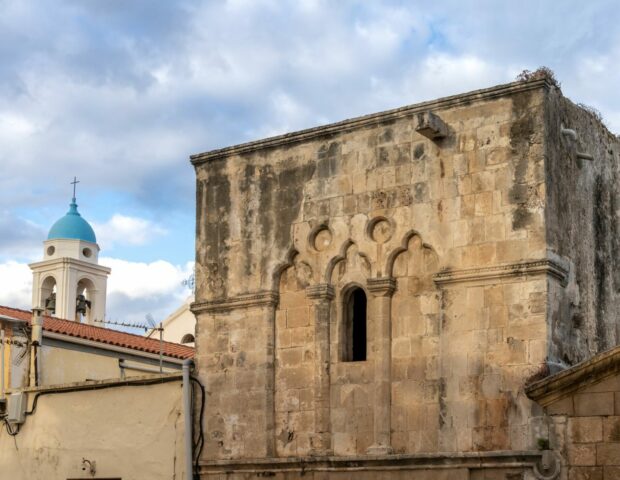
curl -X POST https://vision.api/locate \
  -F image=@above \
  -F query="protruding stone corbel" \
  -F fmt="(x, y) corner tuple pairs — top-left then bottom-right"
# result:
(414, 111), (448, 141)
(561, 125), (594, 161)
(366, 277), (396, 296)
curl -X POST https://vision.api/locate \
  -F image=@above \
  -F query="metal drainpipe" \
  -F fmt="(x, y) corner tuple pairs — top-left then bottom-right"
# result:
(1, 329), (5, 400)
(182, 358), (194, 480)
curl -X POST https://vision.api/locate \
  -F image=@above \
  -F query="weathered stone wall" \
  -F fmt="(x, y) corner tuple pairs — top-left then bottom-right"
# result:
(552, 374), (620, 480)
(191, 78), (615, 476)
(544, 90), (620, 363)
(527, 346), (620, 480)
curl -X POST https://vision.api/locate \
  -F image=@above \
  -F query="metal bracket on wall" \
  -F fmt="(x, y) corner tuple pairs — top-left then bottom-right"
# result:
(561, 125), (594, 161)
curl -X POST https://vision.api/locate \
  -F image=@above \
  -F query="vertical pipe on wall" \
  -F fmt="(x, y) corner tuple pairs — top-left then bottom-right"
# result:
(1, 328), (5, 400)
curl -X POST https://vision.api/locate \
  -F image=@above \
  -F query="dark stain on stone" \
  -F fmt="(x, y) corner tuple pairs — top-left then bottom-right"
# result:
(378, 128), (393, 144)
(593, 174), (609, 351)
(438, 377), (447, 428)
(414, 143), (425, 159)
(512, 205), (533, 230)
(395, 143), (411, 165)
(317, 142), (340, 178)
(200, 159), (231, 298)
(509, 91), (536, 230)
(571, 313), (583, 329)
(235, 351), (246, 367)
(256, 161), (316, 278)
(376, 146), (390, 167)
(609, 420), (620, 441)
(277, 428), (295, 445)
(440, 159), (445, 178)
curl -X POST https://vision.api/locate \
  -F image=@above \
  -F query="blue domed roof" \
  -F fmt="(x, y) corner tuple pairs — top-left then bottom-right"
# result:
(47, 198), (97, 243)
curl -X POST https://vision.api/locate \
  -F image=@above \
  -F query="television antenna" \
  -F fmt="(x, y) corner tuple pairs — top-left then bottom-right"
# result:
(182, 268), (195, 293)
(146, 314), (164, 374)
(94, 316), (165, 373)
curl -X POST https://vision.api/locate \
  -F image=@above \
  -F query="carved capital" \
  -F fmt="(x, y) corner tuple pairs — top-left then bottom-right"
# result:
(366, 277), (396, 296)
(306, 284), (335, 301)
(191, 290), (279, 314)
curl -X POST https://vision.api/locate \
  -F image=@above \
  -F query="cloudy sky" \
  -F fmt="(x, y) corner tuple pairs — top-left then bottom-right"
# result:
(1, 0), (619, 326)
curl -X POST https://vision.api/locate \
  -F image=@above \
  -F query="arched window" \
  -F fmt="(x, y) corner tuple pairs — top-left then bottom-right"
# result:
(181, 333), (195, 344)
(343, 287), (367, 362)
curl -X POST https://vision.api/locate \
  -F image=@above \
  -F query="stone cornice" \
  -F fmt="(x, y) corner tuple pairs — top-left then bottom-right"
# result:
(306, 284), (335, 300)
(526, 345), (620, 407)
(191, 79), (550, 165)
(29, 257), (111, 275)
(366, 277), (397, 296)
(191, 291), (279, 314)
(433, 259), (568, 287)
(198, 450), (546, 475)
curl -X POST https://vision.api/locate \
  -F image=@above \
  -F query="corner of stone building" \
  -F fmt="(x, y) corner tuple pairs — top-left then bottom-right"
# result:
(541, 85), (620, 366)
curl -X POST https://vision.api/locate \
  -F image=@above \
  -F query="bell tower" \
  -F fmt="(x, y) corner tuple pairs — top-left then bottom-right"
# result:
(29, 179), (111, 324)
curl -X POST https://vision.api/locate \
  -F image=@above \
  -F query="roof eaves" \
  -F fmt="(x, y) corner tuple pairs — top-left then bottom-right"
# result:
(525, 345), (620, 406)
(190, 78), (551, 165)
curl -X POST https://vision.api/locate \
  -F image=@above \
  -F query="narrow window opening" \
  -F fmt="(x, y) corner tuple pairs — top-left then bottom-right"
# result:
(344, 287), (367, 362)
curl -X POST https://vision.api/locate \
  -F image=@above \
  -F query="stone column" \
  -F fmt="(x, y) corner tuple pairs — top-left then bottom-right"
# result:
(306, 283), (335, 455)
(366, 277), (396, 455)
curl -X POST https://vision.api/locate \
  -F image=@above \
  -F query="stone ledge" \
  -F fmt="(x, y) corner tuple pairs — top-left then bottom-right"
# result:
(191, 291), (279, 314)
(190, 78), (551, 165)
(198, 450), (544, 474)
(526, 344), (620, 407)
(433, 259), (568, 287)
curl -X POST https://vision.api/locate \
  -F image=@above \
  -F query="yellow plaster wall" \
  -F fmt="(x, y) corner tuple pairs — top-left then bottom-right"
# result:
(0, 380), (187, 480)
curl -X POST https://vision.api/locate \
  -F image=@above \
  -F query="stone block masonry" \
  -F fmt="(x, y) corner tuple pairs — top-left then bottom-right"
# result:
(191, 75), (619, 479)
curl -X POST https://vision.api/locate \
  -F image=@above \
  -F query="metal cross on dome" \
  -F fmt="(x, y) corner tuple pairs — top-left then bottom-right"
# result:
(71, 176), (80, 199)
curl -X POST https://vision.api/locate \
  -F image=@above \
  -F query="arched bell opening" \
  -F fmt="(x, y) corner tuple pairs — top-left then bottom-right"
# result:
(76, 277), (96, 323)
(41, 276), (57, 315)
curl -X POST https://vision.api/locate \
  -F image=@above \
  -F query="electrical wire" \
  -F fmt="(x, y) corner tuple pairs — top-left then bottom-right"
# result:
(24, 375), (182, 419)
(3, 418), (19, 436)
(190, 375), (205, 480)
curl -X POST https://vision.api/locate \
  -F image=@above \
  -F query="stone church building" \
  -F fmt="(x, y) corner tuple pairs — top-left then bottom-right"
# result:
(190, 75), (619, 479)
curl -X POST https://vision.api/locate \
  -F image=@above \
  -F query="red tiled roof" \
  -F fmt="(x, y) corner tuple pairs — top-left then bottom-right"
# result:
(0, 305), (194, 360)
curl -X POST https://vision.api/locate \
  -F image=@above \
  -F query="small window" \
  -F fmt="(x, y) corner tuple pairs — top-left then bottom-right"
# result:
(343, 287), (367, 362)
(82, 247), (92, 258)
(181, 333), (195, 344)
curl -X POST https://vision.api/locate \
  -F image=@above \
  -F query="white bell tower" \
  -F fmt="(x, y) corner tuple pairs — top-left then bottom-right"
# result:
(29, 179), (111, 324)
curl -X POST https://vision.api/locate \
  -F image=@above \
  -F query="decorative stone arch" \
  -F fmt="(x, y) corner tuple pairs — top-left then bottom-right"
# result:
(323, 239), (372, 284)
(270, 247), (300, 295)
(384, 229), (439, 279)
(40, 274), (58, 313)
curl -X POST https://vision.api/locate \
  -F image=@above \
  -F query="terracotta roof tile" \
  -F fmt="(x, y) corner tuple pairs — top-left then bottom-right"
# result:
(0, 305), (194, 360)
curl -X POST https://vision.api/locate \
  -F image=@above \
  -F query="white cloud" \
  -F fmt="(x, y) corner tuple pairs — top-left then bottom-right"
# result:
(101, 257), (191, 300)
(92, 214), (167, 249)
(0, 261), (32, 310)
(0, 258), (194, 329)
